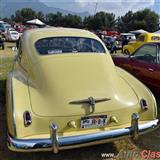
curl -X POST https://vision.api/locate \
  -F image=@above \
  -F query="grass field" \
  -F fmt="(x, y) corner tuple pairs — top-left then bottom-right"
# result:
(0, 43), (160, 160)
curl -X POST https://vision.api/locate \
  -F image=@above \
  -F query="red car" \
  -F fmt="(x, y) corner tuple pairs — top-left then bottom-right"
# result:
(112, 43), (160, 94)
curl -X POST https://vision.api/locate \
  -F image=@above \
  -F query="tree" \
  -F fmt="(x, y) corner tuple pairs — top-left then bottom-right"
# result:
(83, 11), (116, 31)
(117, 11), (134, 32)
(36, 11), (45, 22)
(63, 14), (82, 28)
(117, 9), (159, 32)
(46, 12), (64, 26)
(13, 8), (37, 23)
(46, 12), (82, 28)
(83, 16), (95, 30)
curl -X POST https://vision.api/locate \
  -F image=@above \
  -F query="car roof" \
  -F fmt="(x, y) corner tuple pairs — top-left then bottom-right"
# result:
(120, 33), (135, 36)
(23, 27), (100, 41)
(139, 33), (160, 37)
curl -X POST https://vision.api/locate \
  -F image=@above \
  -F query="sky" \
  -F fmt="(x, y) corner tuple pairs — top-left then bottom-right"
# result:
(40, 0), (160, 16)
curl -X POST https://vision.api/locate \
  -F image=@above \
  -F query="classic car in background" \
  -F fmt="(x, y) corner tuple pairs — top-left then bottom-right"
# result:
(0, 22), (11, 33)
(123, 33), (160, 54)
(119, 33), (136, 42)
(4, 28), (20, 41)
(113, 42), (160, 94)
(6, 28), (159, 153)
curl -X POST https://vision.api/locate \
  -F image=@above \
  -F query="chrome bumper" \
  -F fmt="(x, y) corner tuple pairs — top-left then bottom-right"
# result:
(7, 113), (160, 153)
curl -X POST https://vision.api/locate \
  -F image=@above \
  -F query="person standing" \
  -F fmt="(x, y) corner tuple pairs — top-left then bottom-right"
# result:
(121, 36), (129, 53)
(110, 37), (116, 54)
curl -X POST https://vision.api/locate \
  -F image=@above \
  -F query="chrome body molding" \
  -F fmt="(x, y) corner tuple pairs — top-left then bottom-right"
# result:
(7, 114), (160, 153)
(8, 73), (17, 137)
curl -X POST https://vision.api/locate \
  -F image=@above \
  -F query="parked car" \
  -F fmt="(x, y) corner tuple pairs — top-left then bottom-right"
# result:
(4, 28), (20, 41)
(0, 22), (11, 33)
(113, 42), (160, 94)
(119, 33), (136, 42)
(7, 28), (159, 153)
(123, 33), (160, 54)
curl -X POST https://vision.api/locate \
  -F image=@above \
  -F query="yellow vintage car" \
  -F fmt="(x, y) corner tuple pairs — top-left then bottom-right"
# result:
(6, 28), (159, 153)
(123, 33), (160, 54)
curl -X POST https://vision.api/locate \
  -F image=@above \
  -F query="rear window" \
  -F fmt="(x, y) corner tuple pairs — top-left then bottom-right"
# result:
(137, 36), (145, 42)
(35, 37), (106, 55)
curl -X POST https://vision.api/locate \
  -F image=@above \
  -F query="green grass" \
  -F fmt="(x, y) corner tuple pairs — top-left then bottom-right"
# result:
(0, 57), (14, 80)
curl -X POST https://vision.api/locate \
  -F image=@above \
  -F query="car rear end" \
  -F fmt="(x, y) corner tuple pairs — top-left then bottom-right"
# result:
(7, 28), (160, 153)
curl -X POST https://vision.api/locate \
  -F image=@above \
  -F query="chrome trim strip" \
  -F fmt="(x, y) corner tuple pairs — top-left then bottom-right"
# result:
(7, 119), (160, 153)
(9, 73), (17, 137)
(69, 97), (111, 114)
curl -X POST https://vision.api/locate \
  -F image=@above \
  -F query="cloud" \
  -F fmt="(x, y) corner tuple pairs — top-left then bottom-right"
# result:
(41, 0), (158, 16)
(74, 0), (156, 15)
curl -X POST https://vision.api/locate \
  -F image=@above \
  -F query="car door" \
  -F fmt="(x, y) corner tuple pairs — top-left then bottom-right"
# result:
(130, 44), (158, 87)
(133, 35), (145, 50)
(150, 45), (160, 91)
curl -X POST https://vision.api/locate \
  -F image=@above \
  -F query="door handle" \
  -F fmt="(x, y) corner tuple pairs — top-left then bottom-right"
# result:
(148, 68), (154, 72)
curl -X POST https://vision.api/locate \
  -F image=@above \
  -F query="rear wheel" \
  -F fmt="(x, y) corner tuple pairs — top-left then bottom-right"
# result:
(124, 49), (130, 55)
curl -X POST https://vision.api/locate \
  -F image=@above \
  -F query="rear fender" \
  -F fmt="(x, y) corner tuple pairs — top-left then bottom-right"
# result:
(116, 67), (157, 120)
(123, 45), (134, 54)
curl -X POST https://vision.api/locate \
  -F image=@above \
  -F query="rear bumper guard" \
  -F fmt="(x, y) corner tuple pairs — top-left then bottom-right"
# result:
(7, 113), (160, 153)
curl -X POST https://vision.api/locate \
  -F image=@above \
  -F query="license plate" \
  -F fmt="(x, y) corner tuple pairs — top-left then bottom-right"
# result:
(81, 115), (107, 128)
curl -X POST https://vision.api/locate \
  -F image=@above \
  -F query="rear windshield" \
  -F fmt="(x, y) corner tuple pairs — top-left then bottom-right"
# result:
(35, 37), (106, 55)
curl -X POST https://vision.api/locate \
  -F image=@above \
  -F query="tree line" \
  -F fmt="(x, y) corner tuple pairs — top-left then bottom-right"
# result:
(1, 8), (159, 32)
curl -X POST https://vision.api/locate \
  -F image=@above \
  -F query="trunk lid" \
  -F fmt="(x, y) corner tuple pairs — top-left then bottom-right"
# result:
(29, 54), (138, 117)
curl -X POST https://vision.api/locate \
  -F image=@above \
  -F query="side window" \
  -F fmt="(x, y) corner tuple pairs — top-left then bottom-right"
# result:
(137, 36), (145, 42)
(151, 36), (160, 41)
(132, 44), (157, 63)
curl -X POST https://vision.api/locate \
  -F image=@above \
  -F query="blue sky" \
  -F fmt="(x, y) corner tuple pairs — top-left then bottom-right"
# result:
(40, 0), (160, 15)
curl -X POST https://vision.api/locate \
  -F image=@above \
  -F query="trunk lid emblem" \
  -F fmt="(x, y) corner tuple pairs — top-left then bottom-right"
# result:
(69, 97), (111, 113)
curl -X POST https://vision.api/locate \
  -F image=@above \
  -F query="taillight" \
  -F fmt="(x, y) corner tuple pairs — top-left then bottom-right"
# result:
(23, 111), (32, 127)
(140, 99), (148, 111)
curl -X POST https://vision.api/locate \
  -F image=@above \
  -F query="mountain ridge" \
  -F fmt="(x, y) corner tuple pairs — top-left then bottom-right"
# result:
(0, 0), (89, 18)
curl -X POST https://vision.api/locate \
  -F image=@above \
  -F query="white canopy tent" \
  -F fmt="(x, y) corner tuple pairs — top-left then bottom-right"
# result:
(26, 19), (45, 26)
(154, 30), (160, 34)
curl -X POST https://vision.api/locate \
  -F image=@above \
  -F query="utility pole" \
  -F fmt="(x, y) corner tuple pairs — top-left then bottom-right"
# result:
(94, 2), (98, 15)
